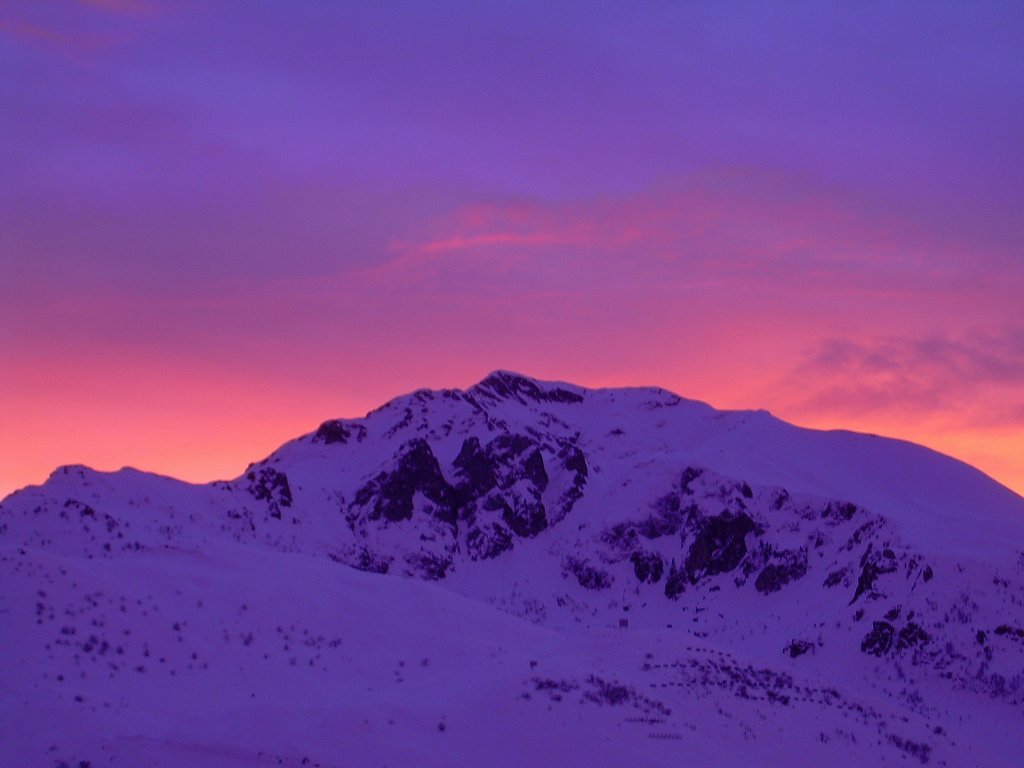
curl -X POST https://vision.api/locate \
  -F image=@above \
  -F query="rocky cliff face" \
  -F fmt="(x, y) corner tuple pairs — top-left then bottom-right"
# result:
(341, 428), (588, 579)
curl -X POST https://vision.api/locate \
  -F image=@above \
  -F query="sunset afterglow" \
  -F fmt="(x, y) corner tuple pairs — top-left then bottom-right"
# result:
(2, 2), (1022, 497)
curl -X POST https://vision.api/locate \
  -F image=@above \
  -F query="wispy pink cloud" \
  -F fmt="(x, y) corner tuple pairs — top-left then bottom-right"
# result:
(782, 328), (1024, 429)
(74, 0), (159, 14)
(757, 327), (1024, 496)
(0, 0), (162, 55)
(0, 19), (65, 44)
(380, 172), (1019, 312)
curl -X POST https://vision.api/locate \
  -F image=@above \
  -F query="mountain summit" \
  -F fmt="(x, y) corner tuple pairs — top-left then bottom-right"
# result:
(3, 372), (1023, 766)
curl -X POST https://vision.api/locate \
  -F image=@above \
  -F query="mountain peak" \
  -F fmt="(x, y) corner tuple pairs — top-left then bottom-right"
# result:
(4, 371), (1024, 766)
(469, 370), (585, 405)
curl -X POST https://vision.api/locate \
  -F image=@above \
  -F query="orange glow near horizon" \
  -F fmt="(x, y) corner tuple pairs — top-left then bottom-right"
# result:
(2, 362), (1022, 500)
(3, 180), (1022, 499)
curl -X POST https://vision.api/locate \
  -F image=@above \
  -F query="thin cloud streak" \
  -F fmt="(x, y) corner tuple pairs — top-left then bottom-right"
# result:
(381, 176), (1021, 310)
(784, 330), (1024, 427)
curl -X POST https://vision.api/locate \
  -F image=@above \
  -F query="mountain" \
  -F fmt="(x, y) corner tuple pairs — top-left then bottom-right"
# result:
(2, 370), (1022, 767)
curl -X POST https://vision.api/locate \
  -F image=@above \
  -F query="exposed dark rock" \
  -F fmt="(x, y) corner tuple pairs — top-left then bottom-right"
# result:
(448, 436), (552, 536)
(754, 549), (808, 594)
(351, 440), (457, 525)
(638, 493), (687, 539)
(550, 442), (589, 523)
(922, 565), (934, 582)
(246, 468), (293, 519)
(585, 676), (631, 705)
(861, 621), (895, 656)
(64, 499), (96, 518)
(503, 499), (547, 538)
(553, 485), (585, 525)
(532, 677), (579, 696)
(994, 624), (1024, 640)
(823, 568), (848, 588)
(452, 437), (498, 501)
(560, 444), (588, 480)
(679, 467), (703, 495)
(523, 449), (549, 492)
(629, 550), (664, 584)
(481, 493), (509, 513)
(353, 548), (390, 574)
(474, 372), (584, 404)
(454, 436), (561, 544)
(602, 523), (640, 552)
(405, 551), (452, 580)
(465, 523), (514, 561)
(850, 545), (899, 603)
(886, 734), (932, 765)
(896, 622), (930, 652)
(785, 640), (814, 658)
(684, 511), (755, 582)
(451, 433), (574, 534)
(563, 557), (612, 590)
(383, 406), (417, 438)
(312, 420), (367, 445)
(484, 434), (544, 488)
(822, 502), (858, 522)
(664, 560), (686, 599)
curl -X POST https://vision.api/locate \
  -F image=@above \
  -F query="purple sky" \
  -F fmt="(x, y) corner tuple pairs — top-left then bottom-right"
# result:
(2, 1), (1023, 496)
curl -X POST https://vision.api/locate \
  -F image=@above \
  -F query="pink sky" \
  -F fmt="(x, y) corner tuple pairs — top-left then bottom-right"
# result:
(2, 1), (1022, 497)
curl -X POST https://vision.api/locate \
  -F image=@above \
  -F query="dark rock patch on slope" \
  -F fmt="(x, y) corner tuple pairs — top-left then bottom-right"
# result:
(246, 468), (293, 519)
(313, 420), (368, 445)
(473, 371), (584, 405)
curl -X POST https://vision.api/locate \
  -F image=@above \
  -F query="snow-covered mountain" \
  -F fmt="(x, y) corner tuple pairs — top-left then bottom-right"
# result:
(3, 371), (1023, 767)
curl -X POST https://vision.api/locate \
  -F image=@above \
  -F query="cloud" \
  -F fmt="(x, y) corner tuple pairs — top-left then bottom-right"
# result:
(0, 18), (76, 47)
(373, 171), (1022, 319)
(74, 0), (159, 13)
(0, 1), (161, 56)
(783, 328), (1024, 430)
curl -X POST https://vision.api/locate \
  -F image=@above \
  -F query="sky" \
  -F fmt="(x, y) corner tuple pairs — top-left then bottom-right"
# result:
(1, 0), (1022, 498)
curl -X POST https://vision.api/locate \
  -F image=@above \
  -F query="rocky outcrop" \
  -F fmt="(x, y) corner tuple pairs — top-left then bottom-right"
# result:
(472, 371), (584, 405)
(404, 551), (452, 581)
(454, 434), (552, 539)
(350, 440), (457, 525)
(563, 557), (612, 590)
(861, 621), (895, 656)
(896, 622), (930, 652)
(785, 640), (814, 658)
(684, 511), (755, 582)
(452, 437), (499, 500)
(246, 467), (293, 519)
(342, 431), (589, 571)
(312, 420), (368, 445)
(664, 560), (687, 599)
(630, 550), (664, 584)
(350, 548), (391, 574)
(861, 621), (930, 657)
(851, 544), (899, 603)
(465, 523), (514, 561)
(755, 549), (809, 594)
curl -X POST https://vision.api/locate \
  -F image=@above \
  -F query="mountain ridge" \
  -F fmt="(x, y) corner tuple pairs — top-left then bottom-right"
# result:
(2, 370), (1022, 766)
(25, 370), (1019, 557)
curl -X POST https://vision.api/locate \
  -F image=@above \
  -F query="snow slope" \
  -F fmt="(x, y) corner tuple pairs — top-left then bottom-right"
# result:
(2, 371), (1022, 767)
